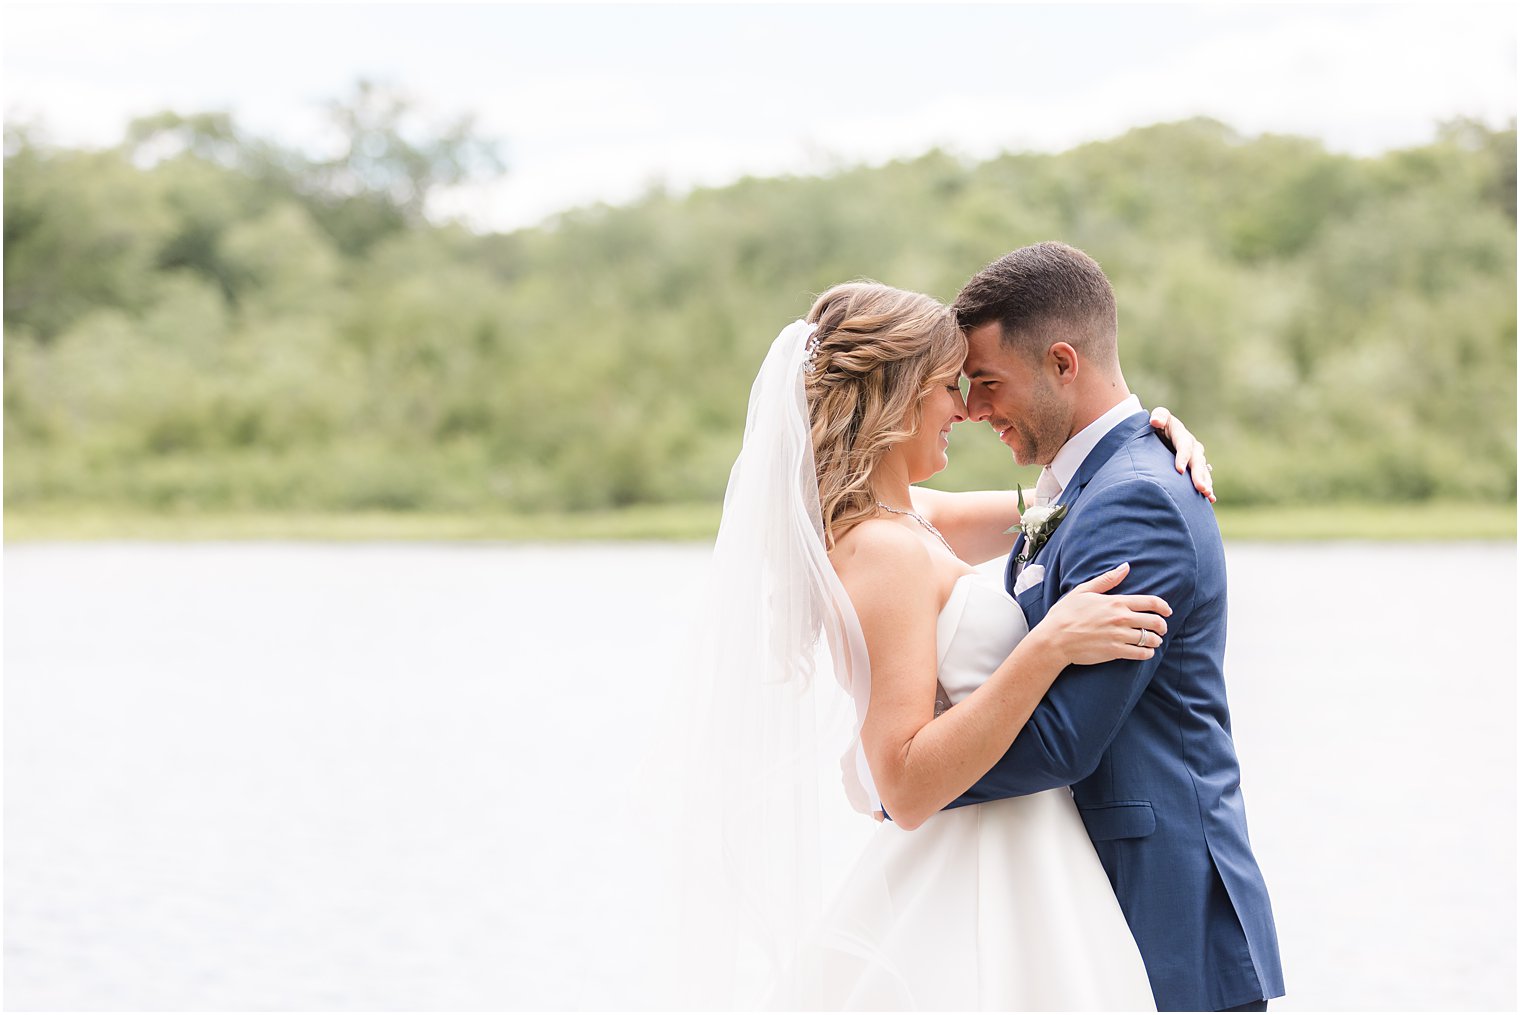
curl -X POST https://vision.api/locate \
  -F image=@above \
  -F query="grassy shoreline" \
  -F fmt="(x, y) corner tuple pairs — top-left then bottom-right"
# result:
(4, 500), (1514, 543)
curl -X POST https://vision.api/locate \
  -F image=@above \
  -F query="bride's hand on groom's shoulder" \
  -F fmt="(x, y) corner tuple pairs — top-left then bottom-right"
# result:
(1150, 407), (1217, 503)
(1042, 563), (1172, 666)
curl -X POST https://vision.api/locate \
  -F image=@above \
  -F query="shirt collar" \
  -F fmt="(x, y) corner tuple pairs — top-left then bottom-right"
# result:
(1047, 394), (1144, 493)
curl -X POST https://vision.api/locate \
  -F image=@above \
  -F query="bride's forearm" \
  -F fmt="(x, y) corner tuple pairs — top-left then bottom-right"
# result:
(909, 487), (1021, 565)
(881, 629), (1067, 830)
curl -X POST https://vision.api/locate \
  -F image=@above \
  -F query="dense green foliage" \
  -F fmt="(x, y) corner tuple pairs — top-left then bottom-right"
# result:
(5, 98), (1515, 516)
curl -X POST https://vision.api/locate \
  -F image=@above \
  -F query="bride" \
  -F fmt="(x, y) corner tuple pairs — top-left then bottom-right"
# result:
(680, 281), (1214, 1010)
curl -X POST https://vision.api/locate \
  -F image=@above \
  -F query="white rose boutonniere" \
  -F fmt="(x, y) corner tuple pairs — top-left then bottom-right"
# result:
(1005, 485), (1068, 567)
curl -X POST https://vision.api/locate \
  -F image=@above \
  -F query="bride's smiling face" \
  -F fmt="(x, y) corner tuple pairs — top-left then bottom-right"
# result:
(900, 373), (968, 482)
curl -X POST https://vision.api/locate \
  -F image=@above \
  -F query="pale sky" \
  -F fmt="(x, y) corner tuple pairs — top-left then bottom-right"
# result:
(4, 2), (1516, 232)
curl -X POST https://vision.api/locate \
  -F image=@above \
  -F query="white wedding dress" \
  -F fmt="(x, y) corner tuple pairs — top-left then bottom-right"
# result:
(780, 569), (1158, 1011)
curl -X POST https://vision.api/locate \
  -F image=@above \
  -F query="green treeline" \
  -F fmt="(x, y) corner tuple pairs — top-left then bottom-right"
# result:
(5, 96), (1516, 516)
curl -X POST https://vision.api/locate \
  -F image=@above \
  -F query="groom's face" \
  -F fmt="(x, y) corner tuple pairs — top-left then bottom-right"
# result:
(962, 322), (1072, 467)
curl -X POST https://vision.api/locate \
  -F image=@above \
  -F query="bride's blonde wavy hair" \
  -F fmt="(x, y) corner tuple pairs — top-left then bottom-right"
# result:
(804, 282), (966, 549)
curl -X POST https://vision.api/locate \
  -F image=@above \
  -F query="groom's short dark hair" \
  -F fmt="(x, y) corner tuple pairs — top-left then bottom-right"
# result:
(953, 242), (1119, 369)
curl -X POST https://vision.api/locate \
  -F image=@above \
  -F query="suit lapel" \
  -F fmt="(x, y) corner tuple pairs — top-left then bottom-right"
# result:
(1055, 412), (1152, 516)
(1004, 530), (1027, 593)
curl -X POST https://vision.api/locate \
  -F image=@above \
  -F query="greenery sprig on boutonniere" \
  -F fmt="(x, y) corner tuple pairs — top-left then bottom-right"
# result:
(1006, 484), (1068, 566)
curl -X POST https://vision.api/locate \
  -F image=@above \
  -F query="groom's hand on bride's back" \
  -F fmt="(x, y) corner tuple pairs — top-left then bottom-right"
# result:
(1042, 562), (1171, 666)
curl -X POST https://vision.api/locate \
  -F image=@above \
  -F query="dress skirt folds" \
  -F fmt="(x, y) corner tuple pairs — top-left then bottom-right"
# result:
(782, 787), (1157, 1011)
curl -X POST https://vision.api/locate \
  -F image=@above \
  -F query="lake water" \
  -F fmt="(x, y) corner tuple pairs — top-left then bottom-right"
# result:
(4, 541), (1515, 1011)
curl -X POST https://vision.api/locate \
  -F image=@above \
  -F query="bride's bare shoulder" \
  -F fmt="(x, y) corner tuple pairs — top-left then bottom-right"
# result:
(829, 518), (934, 590)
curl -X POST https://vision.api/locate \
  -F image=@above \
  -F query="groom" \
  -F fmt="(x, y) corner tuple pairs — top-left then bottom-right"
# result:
(946, 242), (1284, 1012)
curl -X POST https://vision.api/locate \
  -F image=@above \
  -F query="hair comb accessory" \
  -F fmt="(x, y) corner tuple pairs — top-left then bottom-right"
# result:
(802, 322), (823, 373)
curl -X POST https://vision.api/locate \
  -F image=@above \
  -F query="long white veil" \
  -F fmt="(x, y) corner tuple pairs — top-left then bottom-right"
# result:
(610, 319), (881, 1009)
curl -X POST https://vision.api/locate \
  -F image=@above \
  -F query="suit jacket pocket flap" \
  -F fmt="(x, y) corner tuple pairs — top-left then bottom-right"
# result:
(1079, 801), (1156, 841)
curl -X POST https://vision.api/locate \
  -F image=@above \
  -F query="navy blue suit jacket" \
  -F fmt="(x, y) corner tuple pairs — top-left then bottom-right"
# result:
(948, 413), (1284, 1011)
